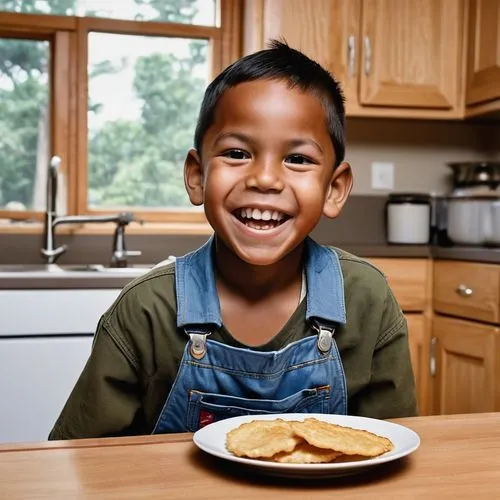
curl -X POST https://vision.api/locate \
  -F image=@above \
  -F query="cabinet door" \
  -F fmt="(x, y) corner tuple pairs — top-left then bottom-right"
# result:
(406, 314), (430, 416)
(243, 0), (362, 113)
(360, 0), (465, 109)
(466, 0), (500, 106)
(0, 336), (93, 444)
(432, 315), (500, 415)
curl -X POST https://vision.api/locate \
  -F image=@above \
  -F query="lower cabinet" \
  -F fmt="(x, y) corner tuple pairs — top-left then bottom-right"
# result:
(405, 314), (430, 416)
(0, 288), (122, 444)
(368, 258), (432, 416)
(0, 336), (93, 444)
(432, 315), (500, 415)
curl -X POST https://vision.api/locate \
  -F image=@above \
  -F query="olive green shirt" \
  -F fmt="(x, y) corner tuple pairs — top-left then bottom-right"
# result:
(49, 247), (417, 440)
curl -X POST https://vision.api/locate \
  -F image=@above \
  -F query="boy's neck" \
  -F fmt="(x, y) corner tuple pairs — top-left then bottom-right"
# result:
(213, 237), (304, 301)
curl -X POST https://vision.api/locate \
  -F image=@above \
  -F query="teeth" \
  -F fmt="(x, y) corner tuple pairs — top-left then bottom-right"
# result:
(252, 208), (262, 220)
(238, 207), (286, 221)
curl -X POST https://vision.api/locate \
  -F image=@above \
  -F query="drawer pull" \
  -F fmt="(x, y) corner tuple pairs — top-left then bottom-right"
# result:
(456, 284), (473, 297)
(430, 337), (437, 377)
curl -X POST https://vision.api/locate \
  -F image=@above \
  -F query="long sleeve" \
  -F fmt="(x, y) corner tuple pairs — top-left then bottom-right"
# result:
(48, 321), (142, 440)
(349, 305), (418, 419)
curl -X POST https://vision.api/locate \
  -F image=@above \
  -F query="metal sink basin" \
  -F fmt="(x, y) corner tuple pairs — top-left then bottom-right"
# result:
(62, 264), (153, 274)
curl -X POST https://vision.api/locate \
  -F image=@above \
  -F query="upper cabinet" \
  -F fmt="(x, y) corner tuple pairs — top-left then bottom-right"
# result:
(243, 0), (361, 111)
(465, 0), (500, 117)
(359, 0), (465, 112)
(243, 0), (467, 119)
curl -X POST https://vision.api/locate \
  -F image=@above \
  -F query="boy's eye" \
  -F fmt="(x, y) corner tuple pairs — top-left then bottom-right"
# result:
(285, 154), (313, 165)
(223, 149), (250, 160)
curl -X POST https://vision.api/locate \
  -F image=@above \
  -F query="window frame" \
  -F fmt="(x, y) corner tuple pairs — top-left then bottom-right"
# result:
(0, 14), (74, 223)
(0, 1), (242, 229)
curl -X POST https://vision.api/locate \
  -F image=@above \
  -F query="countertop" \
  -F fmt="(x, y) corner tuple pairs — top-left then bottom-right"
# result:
(341, 243), (500, 263)
(2, 245), (500, 289)
(0, 264), (150, 289)
(1, 413), (499, 499)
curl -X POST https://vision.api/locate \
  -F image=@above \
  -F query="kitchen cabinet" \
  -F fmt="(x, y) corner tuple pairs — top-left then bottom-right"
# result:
(0, 288), (121, 444)
(0, 336), (93, 444)
(432, 315), (500, 414)
(466, 0), (500, 117)
(243, 0), (467, 119)
(433, 260), (500, 324)
(432, 260), (500, 415)
(368, 258), (432, 416)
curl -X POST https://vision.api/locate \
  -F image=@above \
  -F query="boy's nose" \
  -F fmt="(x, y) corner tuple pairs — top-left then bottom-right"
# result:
(245, 158), (285, 192)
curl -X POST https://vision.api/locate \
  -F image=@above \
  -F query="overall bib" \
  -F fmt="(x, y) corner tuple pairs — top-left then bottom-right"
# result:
(153, 237), (348, 434)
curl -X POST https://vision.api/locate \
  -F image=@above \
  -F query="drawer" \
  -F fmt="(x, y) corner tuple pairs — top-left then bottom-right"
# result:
(0, 289), (121, 335)
(368, 259), (429, 312)
(434, 261), (500, 323)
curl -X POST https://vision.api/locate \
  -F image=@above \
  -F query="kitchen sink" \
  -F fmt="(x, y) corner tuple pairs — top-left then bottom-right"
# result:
(63, 264), (153, 274)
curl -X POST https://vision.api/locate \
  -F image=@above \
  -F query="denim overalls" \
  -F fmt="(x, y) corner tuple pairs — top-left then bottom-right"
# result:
(153, 236), (347, 434)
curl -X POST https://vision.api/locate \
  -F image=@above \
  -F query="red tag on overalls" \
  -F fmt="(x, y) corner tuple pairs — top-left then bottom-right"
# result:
(199, 410), (215, 428)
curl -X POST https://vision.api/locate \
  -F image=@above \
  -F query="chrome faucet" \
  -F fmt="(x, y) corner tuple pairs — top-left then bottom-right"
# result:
(41, 156), (142, 266)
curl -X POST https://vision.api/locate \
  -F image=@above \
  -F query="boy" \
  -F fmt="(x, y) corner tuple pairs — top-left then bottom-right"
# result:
(49, 41), (417, 439)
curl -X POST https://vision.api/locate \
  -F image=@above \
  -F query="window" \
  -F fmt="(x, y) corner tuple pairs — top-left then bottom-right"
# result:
(87, 33), (209, 210)
(0, 0), (241, 226)
(0, 37), (51, 212)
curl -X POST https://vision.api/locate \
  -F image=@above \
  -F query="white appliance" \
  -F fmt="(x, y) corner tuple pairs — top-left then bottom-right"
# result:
(0, 289), (122, 444)
(386, 193), (431, 245)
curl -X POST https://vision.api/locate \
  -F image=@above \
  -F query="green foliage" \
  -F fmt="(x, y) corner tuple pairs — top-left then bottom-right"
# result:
(0, 0), (208, 210)
(0, 38), (49, 208)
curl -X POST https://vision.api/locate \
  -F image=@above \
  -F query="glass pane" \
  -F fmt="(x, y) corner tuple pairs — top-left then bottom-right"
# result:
(87, 33), (209, 210)
(0, 38), (50, 212)
(0, 0), (217, 26)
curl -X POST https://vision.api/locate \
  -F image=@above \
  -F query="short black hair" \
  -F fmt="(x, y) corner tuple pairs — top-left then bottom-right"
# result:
(194, 40), (346, 167)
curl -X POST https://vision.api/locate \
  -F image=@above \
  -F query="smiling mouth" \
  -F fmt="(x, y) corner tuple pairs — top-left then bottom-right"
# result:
(233, 207), (291, 230)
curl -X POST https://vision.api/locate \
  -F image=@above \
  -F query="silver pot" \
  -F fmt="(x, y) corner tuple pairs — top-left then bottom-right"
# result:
(447, 162), (500, 190)
(447, 194), (500, 246)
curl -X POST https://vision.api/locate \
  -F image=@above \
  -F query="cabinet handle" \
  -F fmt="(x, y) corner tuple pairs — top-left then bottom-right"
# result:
(364, 36), (371, 76)
(455, 284), (473, 297)
(429, 337), (437, 377)
(348, 35), (356, 78)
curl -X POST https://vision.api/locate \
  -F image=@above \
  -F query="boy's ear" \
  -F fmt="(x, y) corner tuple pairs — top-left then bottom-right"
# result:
(323, 161), (353, 219)
(184, 148), (204, 206)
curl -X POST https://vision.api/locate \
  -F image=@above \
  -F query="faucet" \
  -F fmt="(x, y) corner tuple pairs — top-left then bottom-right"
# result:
(41, 156), (142, 266)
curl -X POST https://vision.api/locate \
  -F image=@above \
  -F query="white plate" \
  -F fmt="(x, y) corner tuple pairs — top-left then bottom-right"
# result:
(193, 413), (420, 479)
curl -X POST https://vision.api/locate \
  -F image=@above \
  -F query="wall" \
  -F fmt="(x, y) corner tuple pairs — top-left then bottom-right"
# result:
(0, 196), (393, 265)
(345, 118), (500, 195)
(1, 118), (498, 265)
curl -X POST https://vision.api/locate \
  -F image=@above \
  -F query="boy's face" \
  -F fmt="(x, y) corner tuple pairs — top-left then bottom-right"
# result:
(185, 79), (352, 266)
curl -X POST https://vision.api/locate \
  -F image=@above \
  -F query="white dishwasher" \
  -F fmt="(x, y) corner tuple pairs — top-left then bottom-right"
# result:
(0, 289), (122, 444)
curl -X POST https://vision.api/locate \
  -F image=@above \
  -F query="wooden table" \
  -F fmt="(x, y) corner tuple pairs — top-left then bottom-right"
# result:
(1, 413), (499, 499)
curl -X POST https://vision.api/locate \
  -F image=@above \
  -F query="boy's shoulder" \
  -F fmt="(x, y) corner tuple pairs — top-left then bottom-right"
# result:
(327, 245), (396, 305)
(328, 246), (388, 283)
(106, 261), (177, 315)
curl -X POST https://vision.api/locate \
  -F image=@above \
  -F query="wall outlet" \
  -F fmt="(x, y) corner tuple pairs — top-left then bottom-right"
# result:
(371, 162), (395, 189)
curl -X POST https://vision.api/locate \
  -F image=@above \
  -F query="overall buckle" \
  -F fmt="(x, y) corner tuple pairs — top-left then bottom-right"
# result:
(189, 333), (208, 359)
(312, 320), (336, 354)
(186, 326), (212, 359)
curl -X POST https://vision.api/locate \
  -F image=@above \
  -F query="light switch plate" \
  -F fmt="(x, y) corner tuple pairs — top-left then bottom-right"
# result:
(371, 162), (395, 189)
